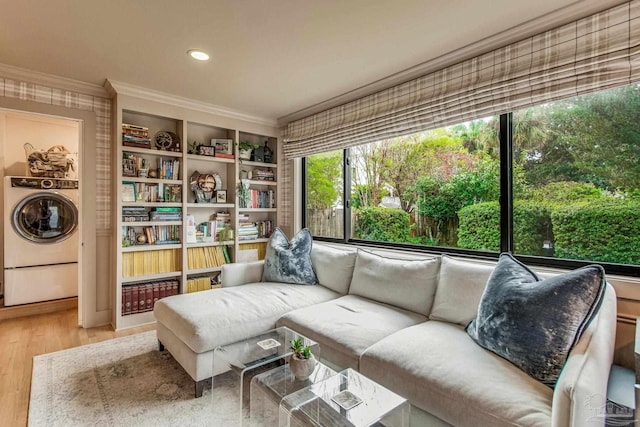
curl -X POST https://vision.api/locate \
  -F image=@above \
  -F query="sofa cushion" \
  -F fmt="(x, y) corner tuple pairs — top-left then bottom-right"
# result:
(348, 249), (440, 316)
(466, 253), (606, 387)
(154, 283), (338, 353)
(262, 228), (318, 285)
(429, 255), (495, 325)
(360, 321), (553, 427)
(277, 295), (427, 370)
(310, 244), (357, 295)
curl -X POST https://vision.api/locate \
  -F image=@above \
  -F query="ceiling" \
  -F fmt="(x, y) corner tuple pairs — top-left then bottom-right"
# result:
(0, 0), (620, 123)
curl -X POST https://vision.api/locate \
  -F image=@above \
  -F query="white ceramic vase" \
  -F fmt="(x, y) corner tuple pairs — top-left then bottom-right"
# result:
(290, 354), (317, 381)
(239, 148), (252, 160)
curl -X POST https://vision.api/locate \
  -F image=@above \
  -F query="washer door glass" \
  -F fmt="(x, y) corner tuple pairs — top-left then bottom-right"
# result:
(13, 192), (78, 243)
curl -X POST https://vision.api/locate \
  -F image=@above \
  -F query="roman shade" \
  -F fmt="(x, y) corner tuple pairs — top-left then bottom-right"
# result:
(283, 1), (640, 159)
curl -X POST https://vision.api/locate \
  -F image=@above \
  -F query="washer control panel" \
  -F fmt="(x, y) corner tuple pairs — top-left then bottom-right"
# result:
(11, 177), (78, 190)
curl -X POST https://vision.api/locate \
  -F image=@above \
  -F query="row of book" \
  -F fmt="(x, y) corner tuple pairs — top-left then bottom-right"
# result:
(241, 189), (276, 209)
(159, 157), (180, 180)
(186, 246), (230, 270)
(122, 249), (181, 277)
(186, 276), (222, 293)
(123, 206), (149, 222)
(122, 224), (180, 246)
(123, 182), (182, 203)
(238, 215), (274, 240)
(122, 280), (179, 316)
(122, 207), (182, 223)
(149, 207), (182, 221)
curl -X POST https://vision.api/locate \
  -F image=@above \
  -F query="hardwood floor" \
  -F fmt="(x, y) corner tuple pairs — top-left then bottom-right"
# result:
(0, 308), (154, 426)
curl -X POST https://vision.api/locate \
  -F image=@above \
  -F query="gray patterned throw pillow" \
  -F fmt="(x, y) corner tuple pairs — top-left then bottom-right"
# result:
(466, 253), (606, 387)
(262, 228), (318, 285)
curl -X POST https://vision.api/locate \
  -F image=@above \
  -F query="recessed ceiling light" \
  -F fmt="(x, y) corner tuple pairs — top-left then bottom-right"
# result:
(188, 50), (210, 61)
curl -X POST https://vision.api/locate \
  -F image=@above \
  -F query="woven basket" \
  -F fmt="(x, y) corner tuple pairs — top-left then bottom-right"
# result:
(24, 143), (75, 178)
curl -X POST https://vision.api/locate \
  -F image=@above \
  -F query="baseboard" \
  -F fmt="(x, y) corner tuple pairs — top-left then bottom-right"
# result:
(0, 297), (77, 321)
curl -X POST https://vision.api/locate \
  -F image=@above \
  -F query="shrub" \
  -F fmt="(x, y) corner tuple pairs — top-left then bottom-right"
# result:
(457, 202), (500, 251)
(551, 200), (640, 264)
(458, 201), (552, 255)
(353, 207), (411, 243)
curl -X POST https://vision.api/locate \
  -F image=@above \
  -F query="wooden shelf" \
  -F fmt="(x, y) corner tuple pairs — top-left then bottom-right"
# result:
(186, 203), (235, 209)
(122, 221), (182, 227)
(186, 266), (223, 275)
(121, 177), (182, 185)
(186, 240), (234, 248)
(238, 208), (277, 213)
(187, 154), (235, 164)
(121, 243), (182, 252)
(247, 180), (276, 186)
(122, 202), (182, 207)
(239, 238), (270, 244)
(123, 146), (182, 157)
(121, 271), (182, 283)
(240, 160), (277, 168)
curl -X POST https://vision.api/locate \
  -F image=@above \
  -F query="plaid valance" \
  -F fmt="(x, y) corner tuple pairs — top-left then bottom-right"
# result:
(283, 1), (640, 159)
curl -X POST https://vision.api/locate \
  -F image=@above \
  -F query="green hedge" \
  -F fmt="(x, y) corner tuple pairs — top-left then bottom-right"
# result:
(353, 207), (411, 243)
(458, 201), (552, 255)
(552, 200), (640, 264)
(457, 202), (500, 251)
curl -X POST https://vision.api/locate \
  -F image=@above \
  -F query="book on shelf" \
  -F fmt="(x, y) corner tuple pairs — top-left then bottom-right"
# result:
(159, 158), (180, 180)
(214, 153), (235, 159)
(186, 246), (228, 270)
(122, 279), (179, 316)
(186, 276), (219, 293)
(247, 189), (276, 208)
(121, 248), (181, 277)
(122, 123), (149, 138)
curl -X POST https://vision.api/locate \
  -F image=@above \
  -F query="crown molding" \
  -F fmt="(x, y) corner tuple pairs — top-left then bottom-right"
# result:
(277, 0), (628, 125)
(0, 62), (108, 98)
(105, 80), (278, 128)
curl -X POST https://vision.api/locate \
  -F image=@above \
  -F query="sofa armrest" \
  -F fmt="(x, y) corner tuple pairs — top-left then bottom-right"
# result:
(552, 283), (617, 427)
(221, 261), (264, 287)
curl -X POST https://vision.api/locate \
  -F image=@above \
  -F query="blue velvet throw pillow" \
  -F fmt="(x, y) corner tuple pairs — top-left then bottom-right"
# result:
(466, 253), (606, 387)
(262, 228), (318, 285)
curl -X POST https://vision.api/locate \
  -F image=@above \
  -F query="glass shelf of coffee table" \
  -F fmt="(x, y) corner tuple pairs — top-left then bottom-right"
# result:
(212, 327), (319, 426)
(279, 368), (410, 427)
(250, 362), (337, 426)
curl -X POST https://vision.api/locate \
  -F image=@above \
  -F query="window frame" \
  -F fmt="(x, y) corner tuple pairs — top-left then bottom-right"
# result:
(302, 112), (640, 278)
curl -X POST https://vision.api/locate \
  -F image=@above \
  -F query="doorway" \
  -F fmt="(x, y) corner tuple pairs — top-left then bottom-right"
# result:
(0, 109), (82, 323)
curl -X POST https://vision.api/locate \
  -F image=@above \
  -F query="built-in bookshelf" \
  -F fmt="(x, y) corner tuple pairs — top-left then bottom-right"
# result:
(111, 89), (279, 330)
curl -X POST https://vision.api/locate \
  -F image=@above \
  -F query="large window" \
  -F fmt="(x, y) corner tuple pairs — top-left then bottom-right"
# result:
(303, 84), (640, 272)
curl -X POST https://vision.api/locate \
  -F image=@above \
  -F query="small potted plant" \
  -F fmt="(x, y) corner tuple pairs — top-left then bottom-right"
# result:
(238, 141), (256, 160)
(289, 338), (317, 381)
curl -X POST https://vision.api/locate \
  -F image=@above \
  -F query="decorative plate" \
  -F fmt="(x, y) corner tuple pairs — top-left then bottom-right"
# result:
(155, 131), (174, 150)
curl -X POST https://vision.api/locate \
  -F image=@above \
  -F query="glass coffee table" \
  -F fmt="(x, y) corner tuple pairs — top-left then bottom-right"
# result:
(212, 327), (320, 426)
(251, 361), (338, 426)
(279, 368), (410, 427)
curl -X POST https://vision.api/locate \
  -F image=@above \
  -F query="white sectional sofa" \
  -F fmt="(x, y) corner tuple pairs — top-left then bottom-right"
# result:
(153, 243), (617, 427)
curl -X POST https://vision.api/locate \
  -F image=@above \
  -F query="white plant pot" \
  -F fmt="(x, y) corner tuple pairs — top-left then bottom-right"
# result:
(239, 148), (252, 160)
(290, 354), (317, 381)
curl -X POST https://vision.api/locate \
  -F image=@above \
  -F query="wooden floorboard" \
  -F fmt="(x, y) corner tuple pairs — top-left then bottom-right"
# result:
(0, 308), (155, 427)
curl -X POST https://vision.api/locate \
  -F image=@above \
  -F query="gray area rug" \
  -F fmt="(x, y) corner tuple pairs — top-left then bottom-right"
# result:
(29, 331), (242, 426)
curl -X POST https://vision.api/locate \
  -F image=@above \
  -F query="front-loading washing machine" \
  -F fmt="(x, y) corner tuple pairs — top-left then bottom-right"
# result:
(3, 176), (79, 306)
